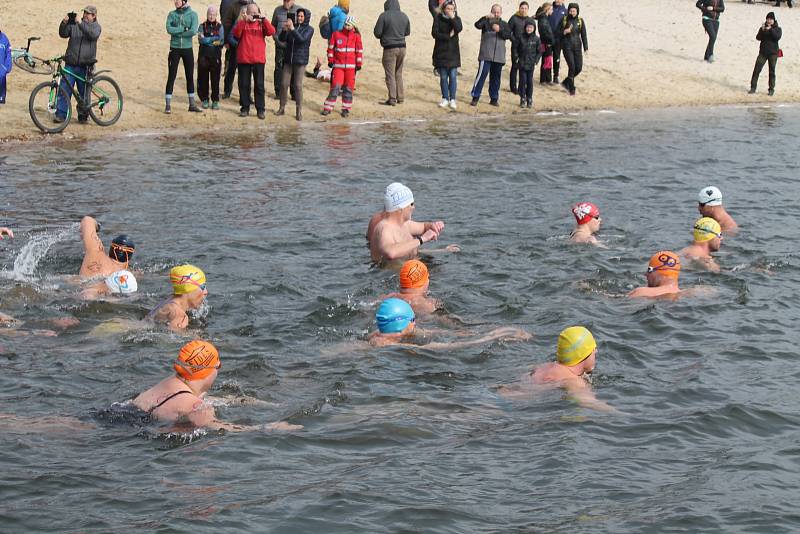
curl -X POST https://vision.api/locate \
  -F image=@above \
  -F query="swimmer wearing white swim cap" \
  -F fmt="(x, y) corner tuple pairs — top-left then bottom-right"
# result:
(367, 182), (460, 264)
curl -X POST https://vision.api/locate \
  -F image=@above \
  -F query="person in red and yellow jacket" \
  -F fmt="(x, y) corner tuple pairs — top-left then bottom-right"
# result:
(321, 15), (363, 117)
(232, 3), (276, 119)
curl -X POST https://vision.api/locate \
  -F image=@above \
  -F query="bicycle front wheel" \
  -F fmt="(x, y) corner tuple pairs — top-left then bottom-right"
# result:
(13, 55), (54, 75)
(29, 81), (72, 134)
(88, 75), (123, 127)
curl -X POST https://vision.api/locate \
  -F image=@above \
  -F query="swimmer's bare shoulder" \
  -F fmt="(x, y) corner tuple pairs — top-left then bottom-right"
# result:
(152, 301), (188, 330)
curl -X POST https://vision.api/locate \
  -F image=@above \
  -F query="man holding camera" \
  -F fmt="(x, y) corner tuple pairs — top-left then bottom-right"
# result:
(470, 4), (512, 107)
(232, 3), (276, 119)
(271, 0), (301, 100)
(56, 6), (101, 123)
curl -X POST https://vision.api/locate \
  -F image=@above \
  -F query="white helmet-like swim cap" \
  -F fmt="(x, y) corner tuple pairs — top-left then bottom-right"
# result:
(384, 182), (414, 212)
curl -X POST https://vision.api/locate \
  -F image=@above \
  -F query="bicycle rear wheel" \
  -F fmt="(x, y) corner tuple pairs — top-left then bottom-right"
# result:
(29, 81), (72, 134)
(88, 75), (123, 127)
(13, 55), (54, 75)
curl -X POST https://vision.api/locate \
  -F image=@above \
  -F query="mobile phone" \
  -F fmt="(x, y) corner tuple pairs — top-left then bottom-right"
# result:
(287, 12), (296, 24)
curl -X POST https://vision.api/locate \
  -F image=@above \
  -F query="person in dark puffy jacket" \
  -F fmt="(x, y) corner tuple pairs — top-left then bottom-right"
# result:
(535, 3), (554, 83)
(507, 1), (529, 95)
(516, 18), (540, 109)
(558, 2), (586, 96)
(271, 0), (300, 100)
(374, 0), (411, 106)
(56, 6), (102, 122)
(749, 12), (781, 96)
(548, 0), (566, 83)
(277, 7), (312, 120)
(432, 0), (461, 109)
(696, 0), (724, 62)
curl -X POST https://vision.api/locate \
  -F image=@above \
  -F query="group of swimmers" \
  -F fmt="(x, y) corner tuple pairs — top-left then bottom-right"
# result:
(0, 183), (739, 428)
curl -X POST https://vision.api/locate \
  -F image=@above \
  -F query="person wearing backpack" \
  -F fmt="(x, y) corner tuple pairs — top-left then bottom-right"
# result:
(696, 0), (724, 63)
(749, 12), (781, 96)
(558, 2), (586, 96)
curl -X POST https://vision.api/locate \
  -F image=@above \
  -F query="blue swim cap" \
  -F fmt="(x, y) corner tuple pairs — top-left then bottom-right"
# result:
(376, 298), (415, 334)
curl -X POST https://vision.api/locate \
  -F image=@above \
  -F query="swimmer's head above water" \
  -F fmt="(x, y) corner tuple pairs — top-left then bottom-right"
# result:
(109, 235), (135, 264)
(384, 183), (414, 213)
(399, 260), (429, 291)
(572, 202), (601, 230)
(693, 217), (722, 251)
(174, 340), (220, 382)
(104, 270), (138, 294)
(170, 264), (207, 295)
(557, 326), (597, 374)
(376, 297), (416, 334)
(647, 251), (680, 286)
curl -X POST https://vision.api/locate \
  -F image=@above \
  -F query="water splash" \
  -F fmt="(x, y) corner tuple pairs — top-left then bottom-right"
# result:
(4, 224), (78, 282)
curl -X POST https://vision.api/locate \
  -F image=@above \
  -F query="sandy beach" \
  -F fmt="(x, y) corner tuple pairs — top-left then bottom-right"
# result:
(0, 0), (798, 141)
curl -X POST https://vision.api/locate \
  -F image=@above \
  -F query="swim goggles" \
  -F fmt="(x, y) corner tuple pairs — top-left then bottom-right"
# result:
(693, 224), (722, 238)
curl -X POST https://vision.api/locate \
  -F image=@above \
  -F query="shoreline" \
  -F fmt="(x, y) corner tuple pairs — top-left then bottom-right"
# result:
(1, 100), (796, 146)
(1, 0), (798, 144)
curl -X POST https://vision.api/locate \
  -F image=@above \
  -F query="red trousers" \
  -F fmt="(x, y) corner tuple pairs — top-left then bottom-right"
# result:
(324, 68), (356, 111)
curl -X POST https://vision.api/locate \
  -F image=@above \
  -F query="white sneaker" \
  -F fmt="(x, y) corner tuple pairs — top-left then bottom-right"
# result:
(439, 98), (449, 108)
(449, 99), (457, 110)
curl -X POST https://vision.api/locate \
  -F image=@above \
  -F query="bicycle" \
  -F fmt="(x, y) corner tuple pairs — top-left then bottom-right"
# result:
(28, 55), (123, 134)
(10, 37), (54, 75)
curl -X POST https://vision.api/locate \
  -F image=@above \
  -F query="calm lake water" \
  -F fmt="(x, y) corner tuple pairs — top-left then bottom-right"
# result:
(1, 105), (800, 533)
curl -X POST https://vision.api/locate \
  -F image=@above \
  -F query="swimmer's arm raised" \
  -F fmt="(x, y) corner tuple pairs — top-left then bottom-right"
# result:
(80, 216), (104, 254)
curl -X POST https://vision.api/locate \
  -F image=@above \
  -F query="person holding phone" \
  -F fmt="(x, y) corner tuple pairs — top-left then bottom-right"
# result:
(749, 12), (781, 96)
(271, 0), (300, 100)
(56, 6), (101, 123)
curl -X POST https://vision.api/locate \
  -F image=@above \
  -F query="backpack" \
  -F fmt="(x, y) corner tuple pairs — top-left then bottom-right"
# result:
(560, 15), (582, 33)
(320, 14), (332, 40)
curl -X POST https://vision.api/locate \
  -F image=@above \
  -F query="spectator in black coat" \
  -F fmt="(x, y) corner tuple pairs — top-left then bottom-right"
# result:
(432, 0), (461, 109)
(277, 7), (312, 119)
(535, 2), (554, 83)
(749, 12), (782, 96)
(516, 18), (540, 109)
(508, 1), (530, 95)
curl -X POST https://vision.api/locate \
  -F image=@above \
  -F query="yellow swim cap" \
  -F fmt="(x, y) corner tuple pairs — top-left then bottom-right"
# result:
(693, 217), (721, 243)
(170, 264), (206, 295)
(557, 326), (597, 366)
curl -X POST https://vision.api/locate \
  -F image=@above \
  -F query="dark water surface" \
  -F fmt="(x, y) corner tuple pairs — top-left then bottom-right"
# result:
(1, 106), (800, 533)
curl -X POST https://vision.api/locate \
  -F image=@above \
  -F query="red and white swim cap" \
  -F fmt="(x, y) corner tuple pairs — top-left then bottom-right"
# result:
(572, 202), (600, 225)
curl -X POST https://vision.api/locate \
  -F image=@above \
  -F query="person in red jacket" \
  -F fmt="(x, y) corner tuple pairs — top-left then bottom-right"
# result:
(232, 3), (276, 119)
(322, 15), (363, 117)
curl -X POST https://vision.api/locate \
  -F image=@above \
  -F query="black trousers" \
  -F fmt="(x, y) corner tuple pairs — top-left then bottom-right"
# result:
(510, 47), (519, 92)
(563, 46), (583, 90)
(518, 68), (533, 101)
(224, 45), (238, 95)
(166, 48), (195, 96)
(552, 42), (562, 79)
(702, 18), (719, 60)
(751, 53), (778, 91)
(238, 62), (265, 112)
(198, 55), (222, 102)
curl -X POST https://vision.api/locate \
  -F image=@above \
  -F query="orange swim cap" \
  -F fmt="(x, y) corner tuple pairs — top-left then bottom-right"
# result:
(647, 251), (681, 279)
(399, 260), (429, 289)
(174, 340), (220, 381)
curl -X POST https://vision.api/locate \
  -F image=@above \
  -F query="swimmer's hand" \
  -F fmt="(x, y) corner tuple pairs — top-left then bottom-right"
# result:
(0, 227), (13, 239)
(262, 421), (303, 431)
(421, 229), (439, 243)
(489, 326), (533, 341)
(426, 221), (445, 234)
(445, 244), (461, 253)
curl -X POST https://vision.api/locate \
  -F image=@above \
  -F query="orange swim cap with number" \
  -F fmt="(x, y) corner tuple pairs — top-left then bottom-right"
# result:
(399, 260), (429, 289)
(647, 251), (681, 279)
(174, 340), (220, 381)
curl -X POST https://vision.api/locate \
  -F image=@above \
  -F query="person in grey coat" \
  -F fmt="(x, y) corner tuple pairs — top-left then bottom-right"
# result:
(56, 5), (101, 123)
(470, 3), (511, 107)
(374, 0), (411, 106)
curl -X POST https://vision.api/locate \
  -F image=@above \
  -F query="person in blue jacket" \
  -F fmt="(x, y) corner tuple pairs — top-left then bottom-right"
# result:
(0, 28), (10, 104)
(276, 7), (313, 120)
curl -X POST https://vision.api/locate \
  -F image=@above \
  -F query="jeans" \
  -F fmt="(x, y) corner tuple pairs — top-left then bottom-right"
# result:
(518, 68), (533, 102)
(438, 67), (457, 100)
(751, 53), (778, 91)
(471, 60), (503, 101)
(56, 64), (88, 120)
(702, 18), (719, 60)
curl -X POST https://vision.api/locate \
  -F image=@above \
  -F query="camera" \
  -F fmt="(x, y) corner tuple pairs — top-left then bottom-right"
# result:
(252, 14), (263, 20)
(67, 11), (77, 22)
